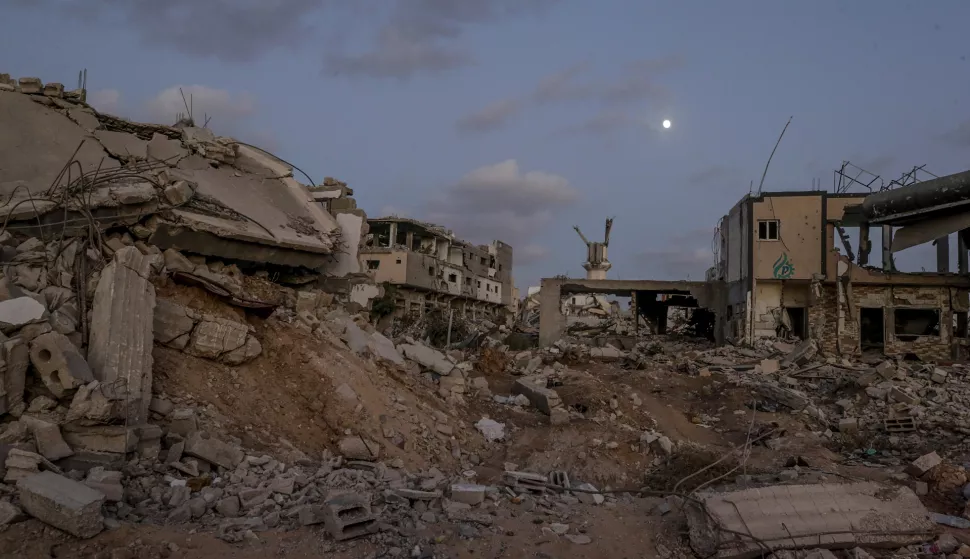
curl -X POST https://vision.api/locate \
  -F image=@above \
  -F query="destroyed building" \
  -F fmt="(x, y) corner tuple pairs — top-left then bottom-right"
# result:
(712, 189), (970, 360)
(361, 217), (514, 319)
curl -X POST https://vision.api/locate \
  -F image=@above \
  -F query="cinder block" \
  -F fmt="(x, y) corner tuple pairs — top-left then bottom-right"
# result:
(322, 493), (377, 541)
(28, 331), (93, 398)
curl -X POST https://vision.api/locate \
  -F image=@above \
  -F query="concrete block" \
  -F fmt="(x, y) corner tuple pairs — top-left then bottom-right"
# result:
(88, 247), (156, 424)
(18, 77), (42, 94)
(83, 467), (123, 502)
(0, 296), (46, 333)
(931, 368), (948, 383)
(65, 381), (125, 424)
(875, 360), (897, 380)
(321, 493), (377, 541)
(184, 431), (244, 470)
(168, 408), (198, 437)
(18, 471), (105, 538)
(162, 249), (195, 274)
(760, 359), (780, 374)
(153, 299), (195, 345)
(0, 501), (26, 527)
(186, 318), (247, 359)
(216, 495), (240, 517)
(163, 180), (194, 206)
(399, 343), (456, 375)
(29, 331), (94, 398)
(450, 484), (486, 505)
(338, 436), (381, 461)
(61, 423), (138, 454)
(906, 451), (943, 477)
(511, 377), (562, 415)
(838, 417), (859, 434)
(889, 386), (920, 405)
(23, 417), (73, 461)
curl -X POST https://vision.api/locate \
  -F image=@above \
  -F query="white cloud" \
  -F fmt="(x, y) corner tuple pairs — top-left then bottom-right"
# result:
(455, 98), (522, 134)
(145, 85), (256, 127)
(87, 88), (121, 114)
(426, 159), (577, 249)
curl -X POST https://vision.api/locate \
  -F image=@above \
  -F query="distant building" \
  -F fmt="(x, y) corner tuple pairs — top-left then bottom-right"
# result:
(361, 217), (513, 319)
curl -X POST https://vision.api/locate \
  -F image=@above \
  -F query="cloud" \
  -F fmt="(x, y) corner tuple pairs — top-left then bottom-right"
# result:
(686, 165), (741, 187)
(44, 0), (335, 62)
(940, 120), (970, 147)
(637, 228), (716, 280)
(144, 85), (257, 131)
(325, 0), (558, 79)
(455, 98), (522, 134)
(426, 159), (577, 248)
(516, 244), (550, 264)
(87, 89), (121, 114)
(457, 54), (683, 134)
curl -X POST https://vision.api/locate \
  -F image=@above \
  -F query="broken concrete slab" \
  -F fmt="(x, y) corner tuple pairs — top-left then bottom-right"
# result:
(399, 343), (456, 376)
(18, 471), (105, 538)
(0, 337), (28, 415)
(146, 132), (188, 164)
(0, 296), (46, 333)
(22, 417), (73, 461)
(64, 381), (125, 424)
(338, 436), (381, 461)
(754, 383), (809, 411)
(186, 317), (247, 360)
(153, 299), (196, 344)
(88, 247), (155, 424)
(29, 331), (94, 398)
(221, 335), (262, 365)
(511, 377), (562, 415)
(369, 332), (404, 366)
(94, 130), (148, 161)
(4, 448), (60, 483)
(60, 424), (138, 455)
(184, 432), (244, 470)
(686, 482), (934, 559)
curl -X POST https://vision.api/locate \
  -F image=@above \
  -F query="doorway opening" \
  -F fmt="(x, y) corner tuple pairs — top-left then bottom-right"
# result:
(860, 307), (884, 350)
(786, 307), (807, 340)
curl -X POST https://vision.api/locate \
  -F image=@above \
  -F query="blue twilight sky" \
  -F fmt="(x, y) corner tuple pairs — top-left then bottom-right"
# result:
(3, 0), (970, 289)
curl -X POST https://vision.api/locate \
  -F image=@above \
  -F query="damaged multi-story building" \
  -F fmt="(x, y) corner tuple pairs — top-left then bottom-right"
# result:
(712, 185), (970, 361)
(361, 217), (514, 319)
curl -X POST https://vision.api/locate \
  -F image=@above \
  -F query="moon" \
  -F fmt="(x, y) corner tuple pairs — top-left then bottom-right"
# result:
(662, 119), (672, 129)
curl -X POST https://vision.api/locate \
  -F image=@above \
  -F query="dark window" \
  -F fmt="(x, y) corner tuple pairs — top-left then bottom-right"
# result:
(477, 280), (481, 288)
(894, 308), (941, 338)
(428, 266), (434, 275)
(366, 260), (380, 270)
(480, 257), (487, 265)
(448, 273), (457, 283)
(464, 277), (471, 285)
(395, 258), (402, 264)
(758, 220), (780, 241)
(957, 311), (968, 338)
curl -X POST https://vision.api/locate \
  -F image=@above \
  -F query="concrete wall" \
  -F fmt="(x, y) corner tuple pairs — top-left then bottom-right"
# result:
(752, 194), (823, 280)
(749, 281), (811, 338)
(726, 202), (746, 283)
(363, 251), (409, 283)
(325, 210), (366, 277)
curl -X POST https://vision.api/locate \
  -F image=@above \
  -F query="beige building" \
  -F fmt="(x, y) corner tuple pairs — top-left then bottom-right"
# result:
(713, 190), (970, 361)
(362, 217), (514, 319)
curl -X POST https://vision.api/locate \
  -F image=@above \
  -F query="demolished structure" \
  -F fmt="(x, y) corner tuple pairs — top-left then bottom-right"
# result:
(362, 217), (514, 320)
(713, 189), (970, 360)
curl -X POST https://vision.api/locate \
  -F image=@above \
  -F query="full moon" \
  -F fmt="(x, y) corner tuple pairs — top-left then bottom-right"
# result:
(662, 119), (672, 129)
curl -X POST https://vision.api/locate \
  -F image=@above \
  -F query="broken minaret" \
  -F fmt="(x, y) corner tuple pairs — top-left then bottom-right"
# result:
(88, 247), (156, 424)
(573, 218), (613, 280)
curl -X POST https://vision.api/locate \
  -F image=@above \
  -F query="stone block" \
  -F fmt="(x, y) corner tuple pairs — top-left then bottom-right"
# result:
(906, 451), (943, 477)
(321, 492), (377, 541)
(186, 318), (247, 360)
(549, 407), (570, 425)
(163, 180), (194, 205)
(83, 467), (123, 502)
(338, 436), (381, 461)
(23, 417), (73, 461)
(0, 501), (26, 527)
(875, 361), (897, 380)
(931, 368), (948, 384)
(889, 386), (920, 405)
(511, 377), (562, 415)
(42, 83), (64, 98)
(88, 247), (155, 424)
(0, 297), (46, 333)
(162, 249), (195, 274)
(168, 409), (198, 437)
(450, 484), (486, 505)
(4, 448), (57, 484)
(29, 331), (94, 399)
(18, 471), (105, 538)
(760, 359), (780, 374)
(221, 335), (261, 365)
(18, 78), (42, 94)
(838, 417), (859, 434)
(184, 431), (244, 470)
(153, 299), (195, 345)
(65, 381), (125, 424)
(61, 424), (138, 455)
(216, 495), (240, 517)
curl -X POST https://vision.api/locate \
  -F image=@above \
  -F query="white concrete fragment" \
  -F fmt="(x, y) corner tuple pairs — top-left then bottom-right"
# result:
(18, 471), (105, 538)
(88, 247), (156, 424)
(0, 296), (46, 332)
(399, 343), (456, 375)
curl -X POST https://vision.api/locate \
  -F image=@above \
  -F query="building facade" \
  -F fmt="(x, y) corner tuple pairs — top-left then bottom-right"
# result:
(361, 217), (514, 319)
(712, 190), (970, 361)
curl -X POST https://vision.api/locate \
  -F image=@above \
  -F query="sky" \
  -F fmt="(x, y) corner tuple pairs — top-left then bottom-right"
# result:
(3, 0), (970, 289)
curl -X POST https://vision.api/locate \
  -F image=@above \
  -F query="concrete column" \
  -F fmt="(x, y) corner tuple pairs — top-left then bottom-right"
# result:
(538, 279), (565, 347)
(388, 223), (398, 248)
(959, 229), (968, 274)
(936, 235), (950, 273)
(882, 226), (893, 272)
(406, 232), (414, 250)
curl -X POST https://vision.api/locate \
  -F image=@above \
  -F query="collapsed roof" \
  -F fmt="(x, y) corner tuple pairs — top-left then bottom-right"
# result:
(0, 75), (343, 270)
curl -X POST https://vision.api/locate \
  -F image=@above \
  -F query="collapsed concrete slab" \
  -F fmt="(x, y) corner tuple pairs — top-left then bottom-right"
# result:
(399, 343), (456, 376)
(184, 432), (244, 470)
(18, 471), (105, 538)
(511, 377), (562, 415)
(88, 247), (155, 424)
(686, 483), (935, 559)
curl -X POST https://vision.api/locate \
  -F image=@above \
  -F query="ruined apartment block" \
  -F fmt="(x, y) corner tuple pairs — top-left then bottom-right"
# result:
(712, 190), (970, 361)
(361, 218), (513, 318)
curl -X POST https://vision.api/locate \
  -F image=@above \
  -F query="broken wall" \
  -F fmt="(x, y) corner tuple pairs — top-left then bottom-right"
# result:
(811, 283), (968, 361)
(749, 281), (811, 339)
